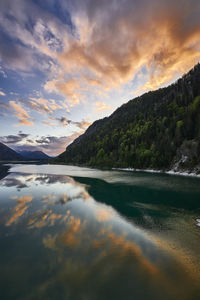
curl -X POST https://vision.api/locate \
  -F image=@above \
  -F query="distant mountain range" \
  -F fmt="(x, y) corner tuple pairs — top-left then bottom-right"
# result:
(18, 150), (51, 160)
(0, 142), (51, 161)
(56, 63), (200, 174)
(0, 142), (23, 161)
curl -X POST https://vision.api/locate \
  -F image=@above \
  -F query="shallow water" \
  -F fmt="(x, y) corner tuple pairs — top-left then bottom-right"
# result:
(0, 164), (200, 300)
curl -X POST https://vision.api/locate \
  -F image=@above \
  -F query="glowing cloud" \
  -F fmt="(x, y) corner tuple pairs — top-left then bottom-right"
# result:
(44, 78), (82, 107)
(29, 98), (62, 114)
(9, 101), (33, 126)
(0, 91), (6, 96)
(94, 102), (111, 112)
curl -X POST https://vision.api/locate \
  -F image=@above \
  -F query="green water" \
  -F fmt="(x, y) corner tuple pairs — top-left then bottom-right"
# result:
(0, 164), (200, 300)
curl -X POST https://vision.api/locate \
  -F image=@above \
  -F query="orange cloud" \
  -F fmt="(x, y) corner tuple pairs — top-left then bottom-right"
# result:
(42, 120), (57, 127)
(1, 0), (200, 137)
(73, 119), (91, 130)
(12, 0), (196, 116)
(0, 91), (6, 96)
(1, 0), (200, 122)
(44, 78), (83, 107)
(29, 97), (62, 114)
(94, 101), (111, 112)
(55, 0), (200, 97)
(9, 101), (33, 126)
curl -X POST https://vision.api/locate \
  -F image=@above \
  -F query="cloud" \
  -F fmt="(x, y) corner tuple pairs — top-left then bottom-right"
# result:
(29, 97), (62, 114)
(9, 101), (34, 126)
(55, 117), (90, 130)
(27, 139), (34, 144)
(58, 0), (200, 93)
(0, 0), (68, 73)
(94, 101), (111, 112)
(0, 0), (199, 94)
(56, 117), (71, 127)
(73, 119), (91, 130)
(40, 0), (200, 108)
(36, 134), (76, 147)
(42, 120), (57, 127)
(12, 132), (83, 156)
(1, 126), (88, 156)
(0, 132), (29, 144)
(0, 0), (200, 135)
(29, 98), (53, 114)
(0, 32), (37, 72)
(35, 133), (81, 154)
(0, 101), (12, 117)
(0, 101), (9, 109)
(0, 66), (7, 78)
(0, 91), (6, 96)
(49, 99), (62, 111)
(44, 78), (82, 107)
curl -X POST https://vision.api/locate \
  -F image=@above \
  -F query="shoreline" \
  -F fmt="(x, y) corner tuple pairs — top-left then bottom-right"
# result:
(113, 167), (200, 178)
(1, 161), (200, 179)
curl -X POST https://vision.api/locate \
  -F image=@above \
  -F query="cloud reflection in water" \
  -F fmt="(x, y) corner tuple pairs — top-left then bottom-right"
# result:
(0, 172), (199, 299)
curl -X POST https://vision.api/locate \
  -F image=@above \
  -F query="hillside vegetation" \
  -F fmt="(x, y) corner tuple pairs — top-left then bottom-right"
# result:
(56, 63), (200, 173)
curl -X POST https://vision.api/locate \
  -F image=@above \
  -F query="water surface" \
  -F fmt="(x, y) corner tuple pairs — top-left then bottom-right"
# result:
(0, 164), (200, 299)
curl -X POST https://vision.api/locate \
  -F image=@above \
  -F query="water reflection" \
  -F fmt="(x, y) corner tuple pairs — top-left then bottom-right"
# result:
(9, 163), (200, 192)
(6, 195), (32, 226)
(0, 171), (200, 299)
(2, 177), (28, 189)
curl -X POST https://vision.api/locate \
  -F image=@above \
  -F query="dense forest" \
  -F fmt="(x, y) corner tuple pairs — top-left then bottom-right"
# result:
(56, 63), (200, 173)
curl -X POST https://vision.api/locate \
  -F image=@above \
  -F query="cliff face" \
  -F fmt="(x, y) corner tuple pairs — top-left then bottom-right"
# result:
(172, 140), (200, 173)
(56, 63), (200, 173)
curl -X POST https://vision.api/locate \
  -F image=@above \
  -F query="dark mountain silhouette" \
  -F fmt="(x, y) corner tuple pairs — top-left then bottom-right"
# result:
(0, 142), (23, 161)
(19, 150), (51, 160)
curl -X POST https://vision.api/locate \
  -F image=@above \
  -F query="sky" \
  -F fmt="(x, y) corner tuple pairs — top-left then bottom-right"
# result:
(0, 0), (200, 156)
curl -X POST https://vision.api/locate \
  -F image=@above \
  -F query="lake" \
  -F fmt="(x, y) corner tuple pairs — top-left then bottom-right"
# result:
(0, 164), (200, 300)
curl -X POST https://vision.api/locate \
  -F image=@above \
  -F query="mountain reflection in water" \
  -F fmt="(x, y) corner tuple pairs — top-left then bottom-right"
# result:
(0, 168), (200, 300)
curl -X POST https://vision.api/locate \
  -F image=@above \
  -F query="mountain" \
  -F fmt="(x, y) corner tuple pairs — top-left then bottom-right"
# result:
(0, 142), (23, 161)
(0, 164), (10, 180)
(19, 150), (51, 160)
(56, 63), (200, 173)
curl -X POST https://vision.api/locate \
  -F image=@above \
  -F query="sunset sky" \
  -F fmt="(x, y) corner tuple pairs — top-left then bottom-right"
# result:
(0, 0), (200, 156)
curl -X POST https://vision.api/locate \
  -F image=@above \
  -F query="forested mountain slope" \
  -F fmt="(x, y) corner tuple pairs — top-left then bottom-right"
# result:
(57, 63), (200, 173)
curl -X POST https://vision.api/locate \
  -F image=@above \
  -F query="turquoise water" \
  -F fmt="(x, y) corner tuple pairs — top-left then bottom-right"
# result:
(0, 164), (200, 299)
